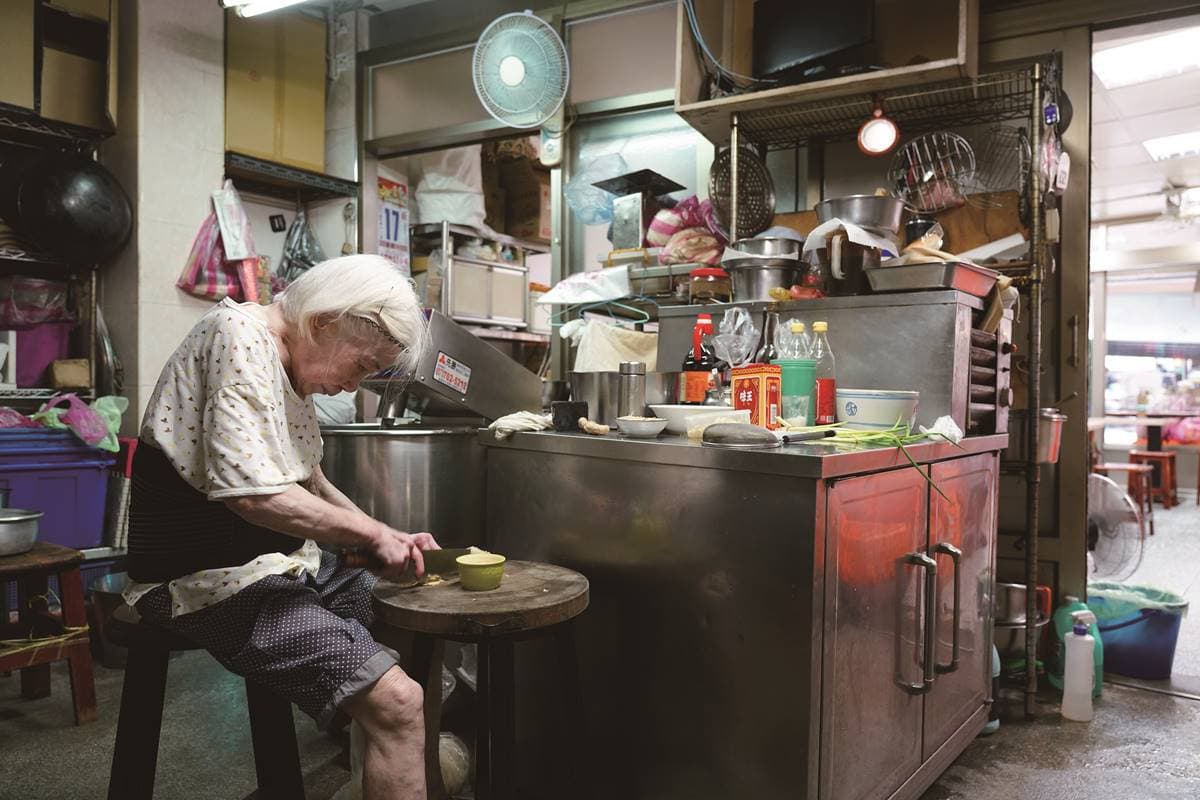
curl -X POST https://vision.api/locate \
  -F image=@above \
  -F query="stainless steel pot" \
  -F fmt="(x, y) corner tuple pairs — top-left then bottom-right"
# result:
(731, 237), (803, 257)
(320, 424), (485, 547)
(570, 371), (680, 426)
(814, 194), (905, 233)
(725, 258), (803, 302)
(995, 582), (1032, 624)
(994, 615), (1049, 660)
(0, 508), (42, 556)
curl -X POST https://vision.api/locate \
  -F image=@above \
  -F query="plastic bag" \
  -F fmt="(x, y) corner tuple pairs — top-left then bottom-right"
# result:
(647, 195), (706, 246)
(178, 182), (260, 302)
(0, 406), (37, 428)
(0, 277), (73, 326)
(660, 227), (722, 266)
(210, 181), (257, 261)
(564, 153), (629, 225)
(31, 393), (127, 451)
(277, 208), (327, 284)
(409, 145), (487, 229)
(710, 307), (758, 368)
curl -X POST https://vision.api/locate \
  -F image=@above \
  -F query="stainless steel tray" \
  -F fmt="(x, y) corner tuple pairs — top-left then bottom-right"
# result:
(866, 262), (999, 298)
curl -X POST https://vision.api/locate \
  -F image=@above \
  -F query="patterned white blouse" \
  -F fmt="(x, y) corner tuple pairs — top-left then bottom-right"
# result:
(123, 298), (323, 617)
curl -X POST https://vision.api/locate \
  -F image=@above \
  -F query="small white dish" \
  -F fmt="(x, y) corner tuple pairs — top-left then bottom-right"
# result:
(616, 416), (669, 438)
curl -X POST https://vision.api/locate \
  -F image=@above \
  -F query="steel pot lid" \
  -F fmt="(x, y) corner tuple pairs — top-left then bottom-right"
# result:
(0, 508), (44, 522)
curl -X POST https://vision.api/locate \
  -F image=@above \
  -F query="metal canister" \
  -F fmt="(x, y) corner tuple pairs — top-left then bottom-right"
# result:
(617, 361), (647, 419)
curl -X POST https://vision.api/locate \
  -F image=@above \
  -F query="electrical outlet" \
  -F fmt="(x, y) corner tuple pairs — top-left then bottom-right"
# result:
(269, 215), (287, 233)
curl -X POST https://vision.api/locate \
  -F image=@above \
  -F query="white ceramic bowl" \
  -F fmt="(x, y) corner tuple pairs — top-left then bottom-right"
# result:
(835, 389), (920, 430)
(616, 416), (669, 438)
(648, 404), (735, 435)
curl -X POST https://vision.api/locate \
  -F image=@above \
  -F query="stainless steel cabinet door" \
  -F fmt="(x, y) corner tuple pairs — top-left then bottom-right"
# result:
(822, 467), (931, 800)
(923, 453), (998, 759)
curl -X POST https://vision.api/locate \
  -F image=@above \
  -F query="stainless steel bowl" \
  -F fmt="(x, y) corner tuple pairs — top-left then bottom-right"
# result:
(570, 371), (680, 426)
(725, 258), (803, 303)
(994, 615), (1050, 660)
(731, 236), (803, 257)
(0, 508), (43, 556)
(814, 194), (905, 233)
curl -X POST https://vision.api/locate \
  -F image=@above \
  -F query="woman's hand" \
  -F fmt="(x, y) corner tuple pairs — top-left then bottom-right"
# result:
(365, 525), (441, 580)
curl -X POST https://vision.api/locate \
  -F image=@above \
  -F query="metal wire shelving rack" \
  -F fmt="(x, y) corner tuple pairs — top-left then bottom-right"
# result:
(725, 61), (1053, 719)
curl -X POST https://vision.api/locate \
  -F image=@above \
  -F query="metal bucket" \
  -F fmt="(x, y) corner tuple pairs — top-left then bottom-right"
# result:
(569, 372), (680, 426)
(1005, 408), (1068, 464)
(91, 571), (130, 668)
(319, 424), (485, 548)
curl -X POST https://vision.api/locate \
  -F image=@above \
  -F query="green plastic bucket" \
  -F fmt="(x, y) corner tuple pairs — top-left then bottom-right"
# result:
(773, 359), (816, 425)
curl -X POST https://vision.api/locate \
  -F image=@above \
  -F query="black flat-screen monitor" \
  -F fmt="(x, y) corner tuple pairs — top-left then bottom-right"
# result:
(753, 0), (875, 79)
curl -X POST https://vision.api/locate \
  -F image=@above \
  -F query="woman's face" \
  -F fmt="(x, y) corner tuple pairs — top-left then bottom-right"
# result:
(288, 319), (401, 397)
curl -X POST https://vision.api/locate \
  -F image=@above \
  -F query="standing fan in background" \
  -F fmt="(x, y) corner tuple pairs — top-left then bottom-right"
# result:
(1087, 473), (1146, 581)
(473, 11), (570, 166)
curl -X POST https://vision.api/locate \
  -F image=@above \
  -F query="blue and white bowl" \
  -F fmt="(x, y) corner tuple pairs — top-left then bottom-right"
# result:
(836, 389), (920, 430)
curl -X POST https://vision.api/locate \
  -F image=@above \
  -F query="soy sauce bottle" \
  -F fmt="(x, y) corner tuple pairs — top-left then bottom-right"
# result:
(681, 314), (716, 405)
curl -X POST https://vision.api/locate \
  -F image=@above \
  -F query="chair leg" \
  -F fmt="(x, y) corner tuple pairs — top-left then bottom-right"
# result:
(18, 573), (51, 700)
(475, 640), (495, 800)
(108, 643), (171, 800)
(58, 566), (97, 724)
(554, 622), (593, 800)
(411, 634), (448, 800)
(245, 680), (306, 800)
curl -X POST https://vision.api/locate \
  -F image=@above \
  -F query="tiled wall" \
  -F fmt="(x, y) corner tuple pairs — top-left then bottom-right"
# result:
(101, 2), (359, 434)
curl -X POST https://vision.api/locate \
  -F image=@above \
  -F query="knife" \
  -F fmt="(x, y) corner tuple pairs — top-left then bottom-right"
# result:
(344, 547), (474, 574)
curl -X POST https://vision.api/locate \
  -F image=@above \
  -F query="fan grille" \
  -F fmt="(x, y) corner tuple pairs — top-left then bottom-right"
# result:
(473, 12), (568, 129)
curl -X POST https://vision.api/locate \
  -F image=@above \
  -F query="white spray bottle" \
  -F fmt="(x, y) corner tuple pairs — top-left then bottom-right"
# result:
(1061, 609), (1097, 722)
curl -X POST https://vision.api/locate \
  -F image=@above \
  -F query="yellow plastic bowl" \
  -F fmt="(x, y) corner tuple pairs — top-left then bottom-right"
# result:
(457, 552), (506, 591)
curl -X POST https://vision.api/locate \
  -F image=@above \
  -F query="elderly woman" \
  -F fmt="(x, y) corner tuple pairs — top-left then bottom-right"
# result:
(123, 254), (435, 800)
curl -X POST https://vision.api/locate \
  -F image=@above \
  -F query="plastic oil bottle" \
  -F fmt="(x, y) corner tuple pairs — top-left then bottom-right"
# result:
(1061, 610), (1098, 722)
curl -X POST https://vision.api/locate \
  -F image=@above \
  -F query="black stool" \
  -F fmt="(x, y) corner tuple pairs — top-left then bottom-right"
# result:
(106, 604), (306, 800)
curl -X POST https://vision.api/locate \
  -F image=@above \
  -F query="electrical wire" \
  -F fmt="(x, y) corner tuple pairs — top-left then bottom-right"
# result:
(681, 0), (778, 92)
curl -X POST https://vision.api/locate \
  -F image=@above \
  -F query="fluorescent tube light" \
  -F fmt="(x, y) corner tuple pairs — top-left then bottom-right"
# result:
(1143, 131), (1200, 162)
(1093, 27), (1200, 88)
(236, 0), (311, 17)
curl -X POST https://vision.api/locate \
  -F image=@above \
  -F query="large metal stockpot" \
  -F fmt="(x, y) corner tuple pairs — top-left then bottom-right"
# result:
(319, 424), (484, 548)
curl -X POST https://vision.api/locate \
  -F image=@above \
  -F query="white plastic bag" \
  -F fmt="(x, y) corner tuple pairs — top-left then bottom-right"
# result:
(210, 179), (256, 261)
(537, 266), (631, 306)
(569, 319), (658, 372)
(409, 145), (488, 230)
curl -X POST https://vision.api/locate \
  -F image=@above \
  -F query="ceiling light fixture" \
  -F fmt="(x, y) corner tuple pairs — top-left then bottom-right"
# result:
(1143, 130), (1200, 162)
(221, 0), (312, 17)
(857, 98), (899, 156)
(1092, 26), (1200, 89)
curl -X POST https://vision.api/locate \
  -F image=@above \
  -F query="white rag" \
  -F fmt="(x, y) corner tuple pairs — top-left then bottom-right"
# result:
(489, 411), (552, 440)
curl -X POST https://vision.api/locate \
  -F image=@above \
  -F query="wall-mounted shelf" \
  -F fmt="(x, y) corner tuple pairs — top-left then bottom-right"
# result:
(0, 105), (113, 151)
(465, 326), (550, 345)
(0, 245), (92, 277)
(225, 152), (359, 203)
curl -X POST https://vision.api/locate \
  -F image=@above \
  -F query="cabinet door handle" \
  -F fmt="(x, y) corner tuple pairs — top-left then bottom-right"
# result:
(898, 552), (938, 695)
(933, 542), (963, 674)
(1068, 314), (1081, 367)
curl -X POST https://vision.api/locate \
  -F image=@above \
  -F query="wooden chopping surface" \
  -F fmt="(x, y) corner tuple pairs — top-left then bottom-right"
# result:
(372, 560), (589, 639)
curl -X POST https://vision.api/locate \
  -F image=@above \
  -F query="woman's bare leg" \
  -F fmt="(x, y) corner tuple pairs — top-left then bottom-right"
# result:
(344, 666), (427, 800)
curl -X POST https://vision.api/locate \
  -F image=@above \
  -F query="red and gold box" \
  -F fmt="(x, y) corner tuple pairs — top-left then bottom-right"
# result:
(732, 364), (782, 429)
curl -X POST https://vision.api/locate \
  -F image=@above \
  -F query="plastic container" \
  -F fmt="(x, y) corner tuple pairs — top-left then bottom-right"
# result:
(688, 267), (732, 304)
(1087, 582), (1189, 680)
(1049, 594), (1103, 697)
(14, 321), (74, 387)
(773, 358), (816, 425)
(0, 429), (115, 549)
(1061, 610), (1096, 722)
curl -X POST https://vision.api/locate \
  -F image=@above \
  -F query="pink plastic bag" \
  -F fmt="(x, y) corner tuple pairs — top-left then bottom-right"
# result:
(647, 196), (706, 247)
(35, 393), (108, 446)
(0, 407), (38, 428)
(177, 181), (259, 302)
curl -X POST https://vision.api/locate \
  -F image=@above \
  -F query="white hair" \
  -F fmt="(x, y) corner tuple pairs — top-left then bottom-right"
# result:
(279, 254), (427, 374)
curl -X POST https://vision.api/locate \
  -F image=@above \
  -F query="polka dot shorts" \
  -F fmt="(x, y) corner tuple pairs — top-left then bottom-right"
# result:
(136, 551), (398, 729)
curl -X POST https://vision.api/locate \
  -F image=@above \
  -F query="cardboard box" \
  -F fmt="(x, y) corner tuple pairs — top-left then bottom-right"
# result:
(500, 158), (551, 243)
(41, 47), (109, 130)
(50, 358), (91, 390)
(732, 364), (782, 429)
(0, 2), (35, 111)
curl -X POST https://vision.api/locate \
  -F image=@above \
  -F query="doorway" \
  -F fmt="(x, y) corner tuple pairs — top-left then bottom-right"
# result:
(1089, 14), (1200, 689)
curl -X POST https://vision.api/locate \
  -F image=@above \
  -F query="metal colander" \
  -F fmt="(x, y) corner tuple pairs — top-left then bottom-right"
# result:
(709, 145), (776, 239)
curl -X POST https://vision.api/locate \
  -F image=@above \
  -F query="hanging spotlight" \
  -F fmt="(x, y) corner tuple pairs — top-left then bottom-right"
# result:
(857, 97), (899, 156)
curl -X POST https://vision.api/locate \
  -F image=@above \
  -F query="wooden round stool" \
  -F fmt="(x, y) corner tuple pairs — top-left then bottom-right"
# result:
(1129, 450), (1179, 508)
(1093, 462), (1155, 535)
(372, 560), (589, 800)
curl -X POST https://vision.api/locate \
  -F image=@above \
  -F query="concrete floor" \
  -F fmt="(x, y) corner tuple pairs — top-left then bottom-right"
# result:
(2, 653), (1199, 799)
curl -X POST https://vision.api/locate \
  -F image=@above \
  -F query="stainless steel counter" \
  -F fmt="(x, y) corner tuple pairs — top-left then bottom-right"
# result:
(481, 428), (1004, 800)
(481, 429), (1008, 479)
